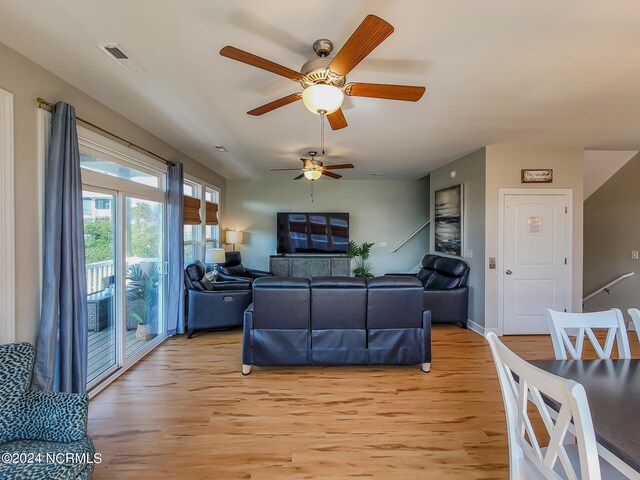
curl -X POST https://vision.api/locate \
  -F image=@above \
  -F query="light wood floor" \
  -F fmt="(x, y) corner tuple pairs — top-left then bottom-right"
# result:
(87, 326), (639, 479)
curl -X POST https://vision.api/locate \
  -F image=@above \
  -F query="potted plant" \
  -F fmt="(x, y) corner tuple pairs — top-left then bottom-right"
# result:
(347, 241), (375, 279)
(126, 263), (160, 341)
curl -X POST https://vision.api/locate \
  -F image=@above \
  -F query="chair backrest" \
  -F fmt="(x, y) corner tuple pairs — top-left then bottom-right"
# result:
(219, 251), (247, 277)
(628, 308), (640, 344)
(545, 309), (631, 360)
(486, 332), (602, 480)
(184, 261), (214, 291)
(416, 254), (470, 289)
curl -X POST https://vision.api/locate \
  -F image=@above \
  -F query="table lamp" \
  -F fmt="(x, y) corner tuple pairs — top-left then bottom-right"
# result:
(226, 230), (243, 251)
(205, 247), (226, 279)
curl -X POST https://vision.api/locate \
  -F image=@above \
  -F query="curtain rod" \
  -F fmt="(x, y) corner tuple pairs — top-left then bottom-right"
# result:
(36, 97), (175, 167)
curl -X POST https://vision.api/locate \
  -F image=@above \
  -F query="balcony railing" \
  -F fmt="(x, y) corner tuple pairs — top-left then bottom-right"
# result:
(86, 260), (114, 295)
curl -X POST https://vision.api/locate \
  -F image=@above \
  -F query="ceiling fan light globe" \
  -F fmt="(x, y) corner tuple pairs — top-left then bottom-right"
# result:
(304, 170), (322, 180)
(302, 84), (344, 115)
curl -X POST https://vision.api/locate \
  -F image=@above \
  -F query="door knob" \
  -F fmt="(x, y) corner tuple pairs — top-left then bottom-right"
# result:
(505, 270), (513, 275)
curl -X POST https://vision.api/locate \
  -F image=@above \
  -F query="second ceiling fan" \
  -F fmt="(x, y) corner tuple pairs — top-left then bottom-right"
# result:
(270, 151), (354, 180)
(220, 14), (426, 130)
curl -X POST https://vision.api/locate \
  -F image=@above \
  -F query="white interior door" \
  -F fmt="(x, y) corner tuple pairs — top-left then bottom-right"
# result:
(502, 192), (571, 334)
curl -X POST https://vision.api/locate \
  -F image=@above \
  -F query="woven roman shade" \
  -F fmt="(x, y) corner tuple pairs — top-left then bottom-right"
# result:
(183, 195), (201, 225)
(205, 202), (218, 225)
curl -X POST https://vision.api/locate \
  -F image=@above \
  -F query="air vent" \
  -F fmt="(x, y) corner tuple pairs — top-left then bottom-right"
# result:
(214, 145), (228, 152)
(97, 43), (146, 72)
(104, 46), (128, 59)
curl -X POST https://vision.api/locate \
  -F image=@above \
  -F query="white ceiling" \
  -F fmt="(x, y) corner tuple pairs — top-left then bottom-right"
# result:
(2, 0), (640, 180)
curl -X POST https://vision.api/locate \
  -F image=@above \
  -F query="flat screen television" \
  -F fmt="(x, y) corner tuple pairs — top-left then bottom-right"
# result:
(277, 212), (349, 254)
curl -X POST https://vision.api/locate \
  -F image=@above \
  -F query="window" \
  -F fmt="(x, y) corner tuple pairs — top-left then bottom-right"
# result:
(205, 186), (220, 250)
(183, 176), (221, 266)
(183, 179), (201, 265)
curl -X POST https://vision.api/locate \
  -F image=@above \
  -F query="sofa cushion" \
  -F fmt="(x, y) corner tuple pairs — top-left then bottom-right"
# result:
(366, 277), (423, 329)
(311, 276), (367, 329)
(253, 277), (310, 329)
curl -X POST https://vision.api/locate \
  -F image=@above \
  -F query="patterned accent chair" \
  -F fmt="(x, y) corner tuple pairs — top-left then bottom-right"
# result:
(0, 343), (95, 479)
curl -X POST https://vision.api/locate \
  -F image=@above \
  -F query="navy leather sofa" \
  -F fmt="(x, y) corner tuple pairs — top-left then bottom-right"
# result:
(241, 276), (431, 375)
(388, 254), (470, 328)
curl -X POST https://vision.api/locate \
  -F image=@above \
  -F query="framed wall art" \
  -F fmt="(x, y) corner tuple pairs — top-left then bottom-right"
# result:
(434, 184), (463, 256)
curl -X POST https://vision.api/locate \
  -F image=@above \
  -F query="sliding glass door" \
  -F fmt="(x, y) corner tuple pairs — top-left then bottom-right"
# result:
(77, 125), (167, 393)
(84, 189), (118, 384)
(125, 197), (164, 358)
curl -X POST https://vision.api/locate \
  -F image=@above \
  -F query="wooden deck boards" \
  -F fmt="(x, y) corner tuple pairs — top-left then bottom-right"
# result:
(88, 329), (151, 381)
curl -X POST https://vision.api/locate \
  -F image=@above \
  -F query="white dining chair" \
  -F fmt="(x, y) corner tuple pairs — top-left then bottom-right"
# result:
(628, 308), (640, 345)
(486, 332), (627, 480)
(545, 309), (631, 360)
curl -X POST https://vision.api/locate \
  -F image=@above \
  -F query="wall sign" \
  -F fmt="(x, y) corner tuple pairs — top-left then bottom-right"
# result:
(521, 169), (553, 183)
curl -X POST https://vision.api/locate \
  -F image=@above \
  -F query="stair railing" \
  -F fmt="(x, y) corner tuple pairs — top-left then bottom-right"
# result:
(582, 272), (635, 303)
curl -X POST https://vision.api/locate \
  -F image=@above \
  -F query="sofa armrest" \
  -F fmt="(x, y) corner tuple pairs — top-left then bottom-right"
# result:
(217, 272), (254, 283)
(242, 304), (254, 365)
(422, 310), (432, 363)
(19, 390), (88, 442)
(423, 287), (468, 326)
(246, 268), (272, 279)
(188, 289), (252, 330)
(384, 273), (419, 277)
(212, 280), (252, 291)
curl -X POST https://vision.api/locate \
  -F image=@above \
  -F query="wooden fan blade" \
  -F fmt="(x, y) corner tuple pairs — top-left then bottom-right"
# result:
(323, 163), (354, 170)
(329, 15), (394, 77)
(322, 170), (342, 179)
(270, 168), (304, 171)
(346, 83), (426, 101)
(294, 173), (305, 180)
(327, 108), (348, 130)
(247, 93), (302, 116)
(220, 46), (301, 81)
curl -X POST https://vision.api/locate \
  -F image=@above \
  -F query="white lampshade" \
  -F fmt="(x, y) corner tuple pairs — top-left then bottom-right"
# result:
(205, 248), (226, 264)
(304, 170), (322, 180)
(226, 230), (243, 246)
(302, 84), (344, 115)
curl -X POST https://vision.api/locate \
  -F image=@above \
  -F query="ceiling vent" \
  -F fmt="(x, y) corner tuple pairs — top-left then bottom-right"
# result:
(97, 43), (147, 72)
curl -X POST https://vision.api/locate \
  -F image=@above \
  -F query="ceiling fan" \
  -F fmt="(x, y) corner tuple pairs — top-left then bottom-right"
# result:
(220, 14), (426, 130)
(270, 151), (354, 180)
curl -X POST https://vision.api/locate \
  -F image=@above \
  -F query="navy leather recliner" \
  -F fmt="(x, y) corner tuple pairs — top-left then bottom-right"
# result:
(184, 261), (252, 338)
(242, 276), (431, 375)
(216, 251), (273, 283)
(388, 254), (470, 328)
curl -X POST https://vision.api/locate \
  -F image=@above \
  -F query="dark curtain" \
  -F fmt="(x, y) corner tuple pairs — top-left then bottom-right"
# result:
(166, 162), (185, 335)
(32, 102), (88, 393)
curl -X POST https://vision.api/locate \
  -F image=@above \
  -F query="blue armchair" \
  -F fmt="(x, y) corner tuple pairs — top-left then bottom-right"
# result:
(0, 343), (95, 479)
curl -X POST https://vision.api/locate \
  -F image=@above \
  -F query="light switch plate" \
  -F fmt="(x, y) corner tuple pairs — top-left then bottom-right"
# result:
(632, 250), (639, 260)
(380, 242), (387, 248)
(464, 249), (473, 259)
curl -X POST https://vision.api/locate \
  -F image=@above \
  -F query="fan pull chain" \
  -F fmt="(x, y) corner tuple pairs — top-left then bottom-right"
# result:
(310, 178), (314, 202)
(320, 113), (325, 158)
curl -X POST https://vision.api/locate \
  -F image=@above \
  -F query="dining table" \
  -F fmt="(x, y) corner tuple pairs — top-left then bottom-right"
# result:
(530, 359), (640, 477)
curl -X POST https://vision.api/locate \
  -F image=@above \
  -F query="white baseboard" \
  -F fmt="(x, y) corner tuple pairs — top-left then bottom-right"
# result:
(467, 319), (484, 336)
